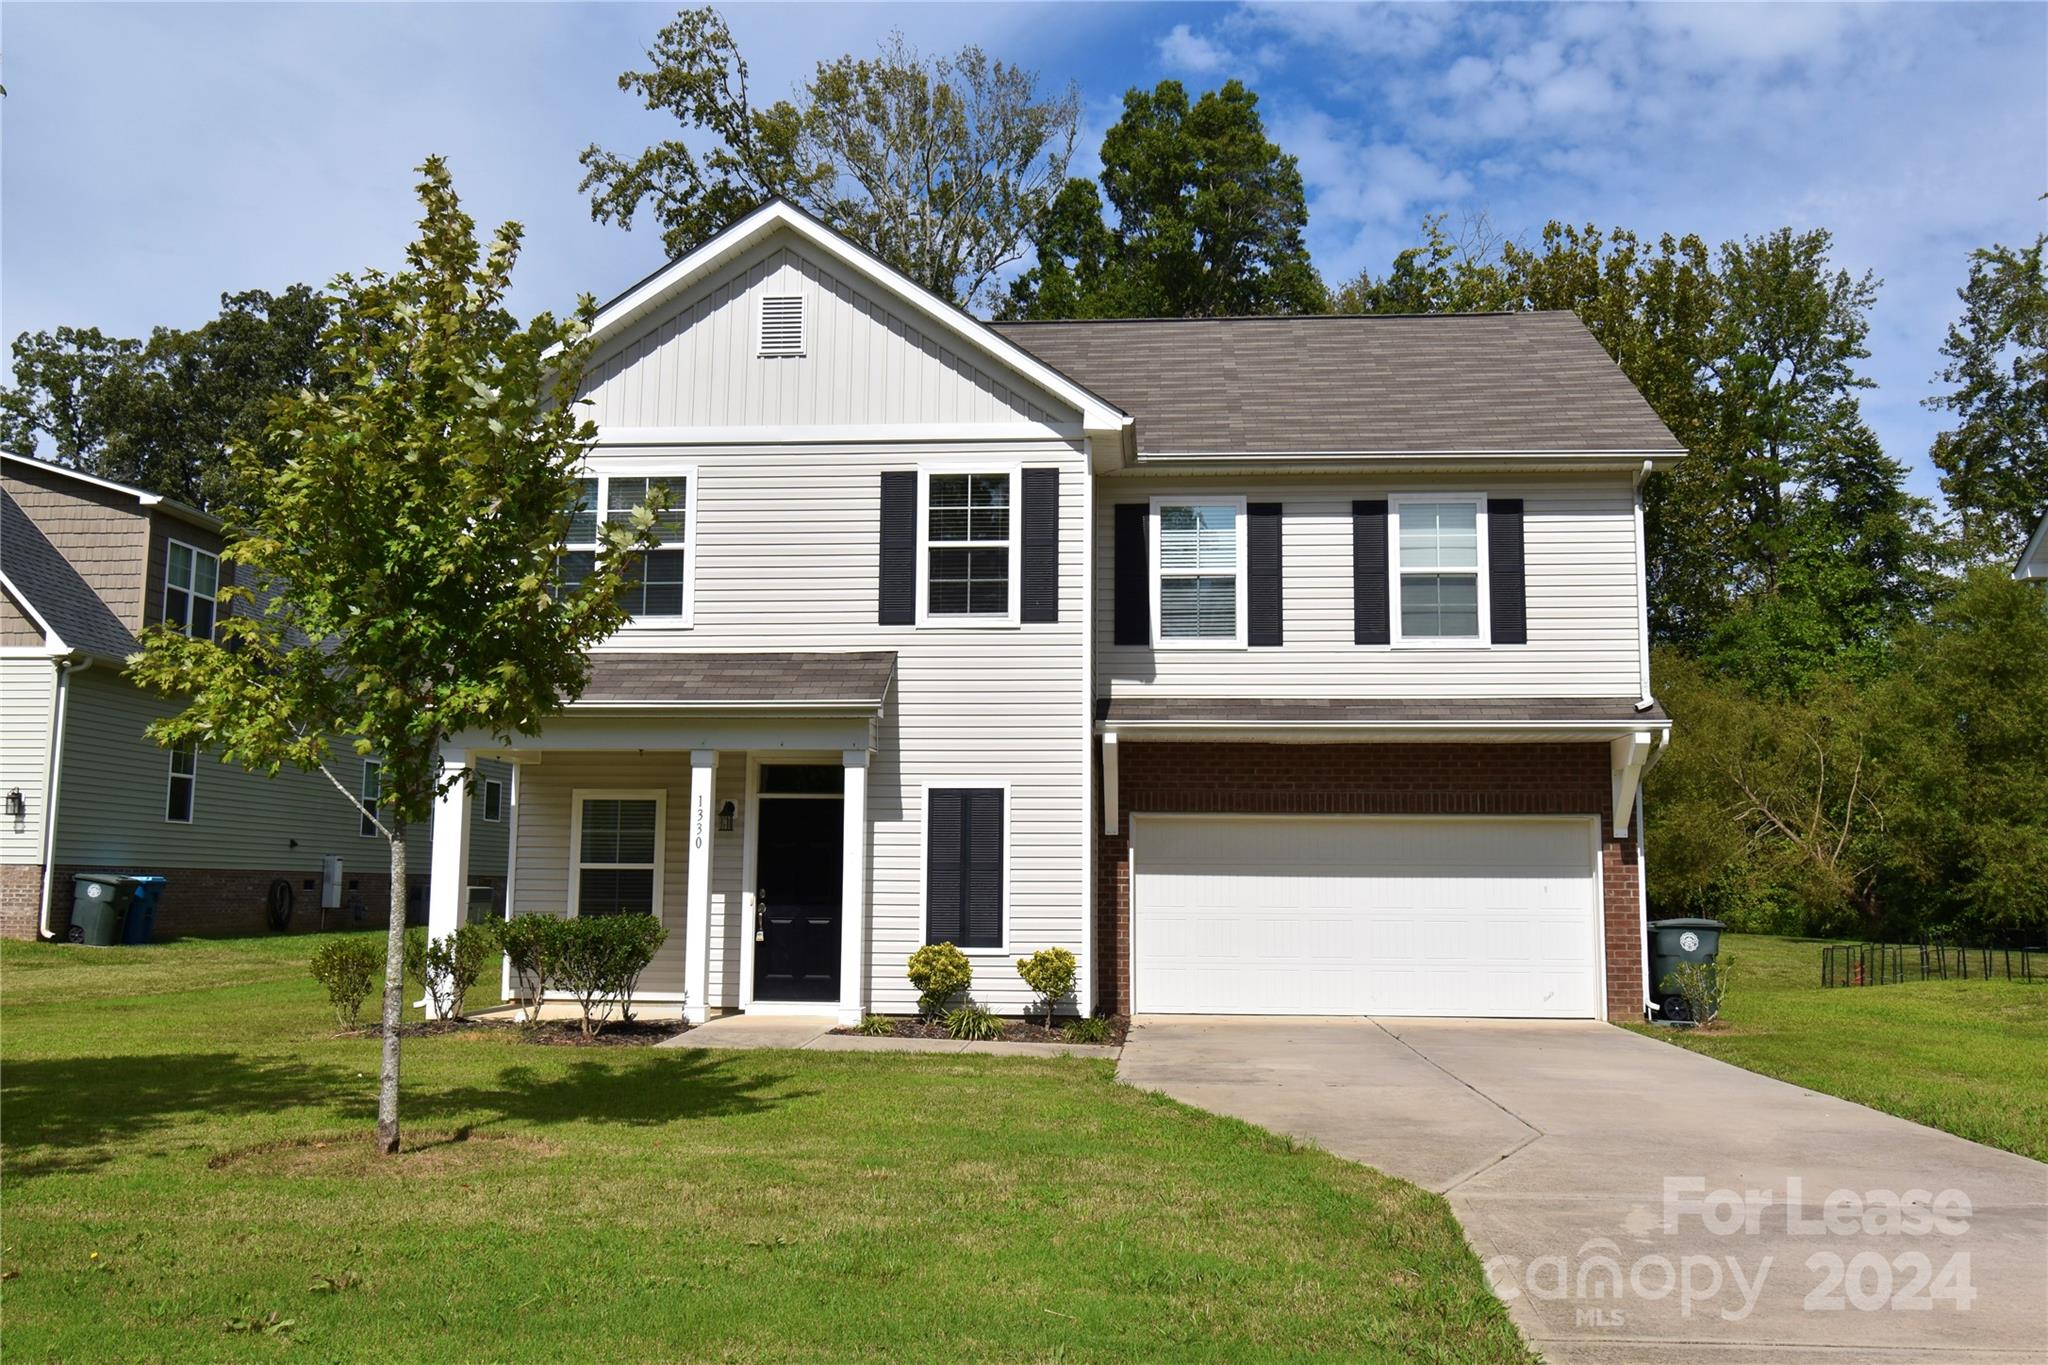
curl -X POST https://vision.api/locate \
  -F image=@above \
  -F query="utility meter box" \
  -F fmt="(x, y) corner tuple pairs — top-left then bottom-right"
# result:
(320, 855), (343, 910)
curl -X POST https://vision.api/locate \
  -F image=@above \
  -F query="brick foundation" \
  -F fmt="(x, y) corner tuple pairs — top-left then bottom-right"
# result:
(32, 866), (505, 941)
(1, 861), (44, 940)
(1096, 740), (1645, 1021)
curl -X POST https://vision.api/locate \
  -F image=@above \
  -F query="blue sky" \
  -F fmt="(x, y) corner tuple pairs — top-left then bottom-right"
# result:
(3, 3), (2043, 501)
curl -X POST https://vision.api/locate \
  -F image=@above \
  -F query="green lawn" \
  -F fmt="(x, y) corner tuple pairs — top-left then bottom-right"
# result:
(1635, 932), (2048, 1161)
(1, 933), (1529, 1362)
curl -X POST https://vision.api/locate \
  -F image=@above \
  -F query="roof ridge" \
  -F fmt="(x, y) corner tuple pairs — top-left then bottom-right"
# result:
(989, 310), (1573, 325)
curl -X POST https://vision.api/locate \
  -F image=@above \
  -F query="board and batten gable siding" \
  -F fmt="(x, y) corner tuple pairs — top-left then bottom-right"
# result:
(1, 468), (150, 635)
(49, 666), (508, 877)
(0, 656), (57, 866)
(1096, 473), (1642, 698)
(580, 238), (1070, 432)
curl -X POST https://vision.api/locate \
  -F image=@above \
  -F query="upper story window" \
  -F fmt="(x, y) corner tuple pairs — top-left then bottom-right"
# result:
(360, 758), (382, 838)
(562, 471), (694, 624)
(921, 469), (1013, 622)
(163, 540), (220, 640)
(1393, 498), (1487, 643)
(1153, 497), (1245, 647)
(165, 742), (197, 823)
(482, 778), (504, 823)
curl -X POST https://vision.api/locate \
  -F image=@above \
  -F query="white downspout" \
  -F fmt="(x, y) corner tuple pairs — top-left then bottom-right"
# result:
(38, 655), (90, 940)
(1632, 460), (1655, 711)
(1636, 729), (1673, 1016)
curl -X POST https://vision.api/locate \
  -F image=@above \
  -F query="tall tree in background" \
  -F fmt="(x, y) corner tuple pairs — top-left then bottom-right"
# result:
(130, 159), (662, 1155)
(1004, 79), (1325, 319)
(580, 8), (1078, 311)
(1926, 229), (2048, 559)
(1330, 212), (1515, 314)
(1, 286), (331, 511)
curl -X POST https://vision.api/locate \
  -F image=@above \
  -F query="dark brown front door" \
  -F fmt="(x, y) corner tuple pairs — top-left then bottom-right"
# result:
(754, 797), (843, 1002)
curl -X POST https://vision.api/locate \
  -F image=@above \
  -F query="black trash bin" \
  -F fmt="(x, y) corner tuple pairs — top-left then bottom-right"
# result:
(120, 876), (167, 944)
(1648, 917), (1725, 1021)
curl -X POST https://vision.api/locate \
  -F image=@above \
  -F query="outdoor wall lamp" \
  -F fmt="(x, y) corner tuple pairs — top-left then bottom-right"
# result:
(5, 788), (24, 820)
(718, 800), (737, 832)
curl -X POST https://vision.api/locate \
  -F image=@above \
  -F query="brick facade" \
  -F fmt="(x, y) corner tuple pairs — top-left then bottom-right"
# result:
(1096, 740), (1645, 1021)
(21, 866), (506, 941)
(1, 861), (43, 940)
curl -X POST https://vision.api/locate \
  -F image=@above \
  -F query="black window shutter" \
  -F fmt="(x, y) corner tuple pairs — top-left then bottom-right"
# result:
(878, 471), (916, 625)
(926, 787), (1004, 948)
(1020, 468), (1059, 624)
(1113, 503), (1149, 646)
(1353, 500), (1389, 645)
(1488, 498), (1527, 645)
(1247, 502), (1283, 647)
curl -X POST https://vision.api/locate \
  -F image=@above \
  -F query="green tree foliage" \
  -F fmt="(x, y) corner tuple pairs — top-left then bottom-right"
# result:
(128, 158), (664, 1154)
(0, 286), (331, 511)
(1926, 230), (2048, 559)
(1329, 212), (1516, 315)
(580, 9), (1077, 311)
(1004, 79), (1326, 319)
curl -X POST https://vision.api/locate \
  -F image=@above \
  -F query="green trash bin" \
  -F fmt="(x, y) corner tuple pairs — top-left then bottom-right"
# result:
(68, 874), (132, 946)
(1648, 917), (1725, 1022)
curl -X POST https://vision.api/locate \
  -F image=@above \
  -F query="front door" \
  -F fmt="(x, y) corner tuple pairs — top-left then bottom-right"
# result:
(754, 795), (844, 1002)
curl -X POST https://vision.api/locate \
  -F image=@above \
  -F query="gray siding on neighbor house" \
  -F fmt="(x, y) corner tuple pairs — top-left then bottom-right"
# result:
(50, 665), (508, 879)
(0, 655), (57, 867)
(1095, 472), (1643, 700)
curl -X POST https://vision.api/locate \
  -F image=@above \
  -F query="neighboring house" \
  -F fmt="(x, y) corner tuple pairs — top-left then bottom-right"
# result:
(0, 454), (507, 941)
(408, 200), (1680, 1026)
(2015, 510), (2048, 588)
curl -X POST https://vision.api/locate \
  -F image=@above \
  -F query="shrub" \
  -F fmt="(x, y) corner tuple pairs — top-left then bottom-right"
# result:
(552, 914), (670, 1036)
(1014, 946), (1078, 1028)
(500, 912), (571, 1021)
(943, 1003), (1002, 1041)
(309, 937), (380, 1029)
(1661, 955), (1731, 1026)
(1060, 1015), (1113, 1045)
(906, 942), (972, 1020)
(403, 922), (501, 1021)
(855, 1014), (895, 1037)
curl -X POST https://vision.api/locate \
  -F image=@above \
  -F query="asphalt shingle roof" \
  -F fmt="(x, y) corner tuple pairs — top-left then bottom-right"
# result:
(579, 651), (897, 708)
(992, 312), (1685, 457)
(1097, 696), (1668, 725)
(0, 489), (139, 659)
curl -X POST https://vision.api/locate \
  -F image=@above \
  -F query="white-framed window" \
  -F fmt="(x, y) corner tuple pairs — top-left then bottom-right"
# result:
(482, 778), (504, 823)
(163, 539), (221, 640)
(1151, 496), (1247, 647)
(569, 791), (665, 919)
(561, 468), (696, 625)
(1390, 496), (1490, 645)
(920, 782), (1009, 952)
(918, 466), (1018, 624)
(359, 758), (381, 838)
(165, 742), (196, 823)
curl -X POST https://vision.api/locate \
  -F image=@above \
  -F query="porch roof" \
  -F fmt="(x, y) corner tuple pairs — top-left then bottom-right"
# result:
(576, 650), (897, 711)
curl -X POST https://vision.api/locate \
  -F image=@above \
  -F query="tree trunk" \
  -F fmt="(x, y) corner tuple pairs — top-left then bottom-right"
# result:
(376, 824), (408, 1155)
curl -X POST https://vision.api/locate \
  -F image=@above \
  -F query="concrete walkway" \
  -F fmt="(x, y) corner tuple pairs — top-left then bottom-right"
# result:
(655, 1012), (1121, 1060)
(1120, 1017), (2048, 1364)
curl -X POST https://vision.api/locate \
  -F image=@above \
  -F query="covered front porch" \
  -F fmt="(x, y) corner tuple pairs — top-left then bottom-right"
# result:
(423, 652), (897, 1026)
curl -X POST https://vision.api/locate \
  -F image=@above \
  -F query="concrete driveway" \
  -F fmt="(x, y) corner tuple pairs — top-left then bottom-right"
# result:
(1120, 1017), (2048, 1363)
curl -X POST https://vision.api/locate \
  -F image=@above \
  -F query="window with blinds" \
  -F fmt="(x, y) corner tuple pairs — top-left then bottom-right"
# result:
(758, 294), (805, 356)
(1156, 501), (1242, 642)
(576, 796), (660, 917)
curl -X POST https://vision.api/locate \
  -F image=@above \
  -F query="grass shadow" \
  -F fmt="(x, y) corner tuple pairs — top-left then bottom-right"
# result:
(416, 1051), (804, 1132)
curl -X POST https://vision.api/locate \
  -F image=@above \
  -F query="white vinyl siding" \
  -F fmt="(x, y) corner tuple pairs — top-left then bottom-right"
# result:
(0, 656), (56, 867)
(1099, 475), (1641, 698)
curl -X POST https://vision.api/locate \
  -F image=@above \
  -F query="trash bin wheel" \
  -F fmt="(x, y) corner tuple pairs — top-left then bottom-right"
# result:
(1660, 993), (1693, 1023)
(66, 924), (84, 944)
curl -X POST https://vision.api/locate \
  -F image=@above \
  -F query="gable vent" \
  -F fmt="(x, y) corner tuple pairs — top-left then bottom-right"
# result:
(758, 294), (805, 357)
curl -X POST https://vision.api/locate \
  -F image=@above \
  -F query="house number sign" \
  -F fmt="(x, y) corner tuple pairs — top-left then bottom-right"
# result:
(693, 791), (707, 851)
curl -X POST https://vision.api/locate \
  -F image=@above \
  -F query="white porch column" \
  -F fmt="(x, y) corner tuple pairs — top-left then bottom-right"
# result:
(838, 749), (871, 1026)
(424, 748), (472, 1019)
(683, 749), (717, 1024)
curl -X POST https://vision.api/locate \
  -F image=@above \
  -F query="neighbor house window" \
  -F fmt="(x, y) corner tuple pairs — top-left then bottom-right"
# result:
(924, 786), (1005, 949)
(1153, 498), (1245, 645)
(560, 472), (694, 622)
(163, 540), (221, 640)
(482, 778), (503, 823)
(1393, 499), (1486, 642)
(922, 470), (1013, 620)
(573, 794), (662, 918)
(360, 759), (381, 838)
(165, 742), (196, 823)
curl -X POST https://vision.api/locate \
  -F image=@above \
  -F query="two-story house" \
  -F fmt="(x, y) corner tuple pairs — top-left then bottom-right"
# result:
(412, 200), (1679, 1026)
(1, 454), (507, 940)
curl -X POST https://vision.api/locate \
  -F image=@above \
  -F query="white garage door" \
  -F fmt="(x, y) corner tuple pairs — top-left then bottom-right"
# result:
(1131, 815), (1601, 1018)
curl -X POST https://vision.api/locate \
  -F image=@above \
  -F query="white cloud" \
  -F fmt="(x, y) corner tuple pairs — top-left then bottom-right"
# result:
(1157, 23), (1234, 76)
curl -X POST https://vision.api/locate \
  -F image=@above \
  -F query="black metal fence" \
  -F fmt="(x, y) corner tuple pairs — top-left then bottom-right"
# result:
(1821, 943), (2045, 988)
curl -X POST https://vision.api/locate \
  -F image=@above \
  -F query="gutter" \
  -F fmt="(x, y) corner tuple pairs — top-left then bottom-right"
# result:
(37, 655), (90, 940)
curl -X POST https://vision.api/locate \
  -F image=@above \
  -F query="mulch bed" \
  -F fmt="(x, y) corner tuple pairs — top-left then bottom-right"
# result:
(832, 1016), (1129, 1047)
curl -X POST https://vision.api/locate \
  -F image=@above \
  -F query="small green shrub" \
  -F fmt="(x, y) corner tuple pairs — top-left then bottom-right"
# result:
(943, 1003), (1003, 1041)
(552, 914), (670, 1035)
(1014, 946), (1078, 1028)
(907, 942), (973, 1020)
(1060, 1015), (1113, 1045)
(1661, 955), (1731, 1026)
(855, 1014), (896, 1037)
(309, 937), (380, 1028)
(500, 912), (571, 1020)
(403, 922), (500, 1021)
